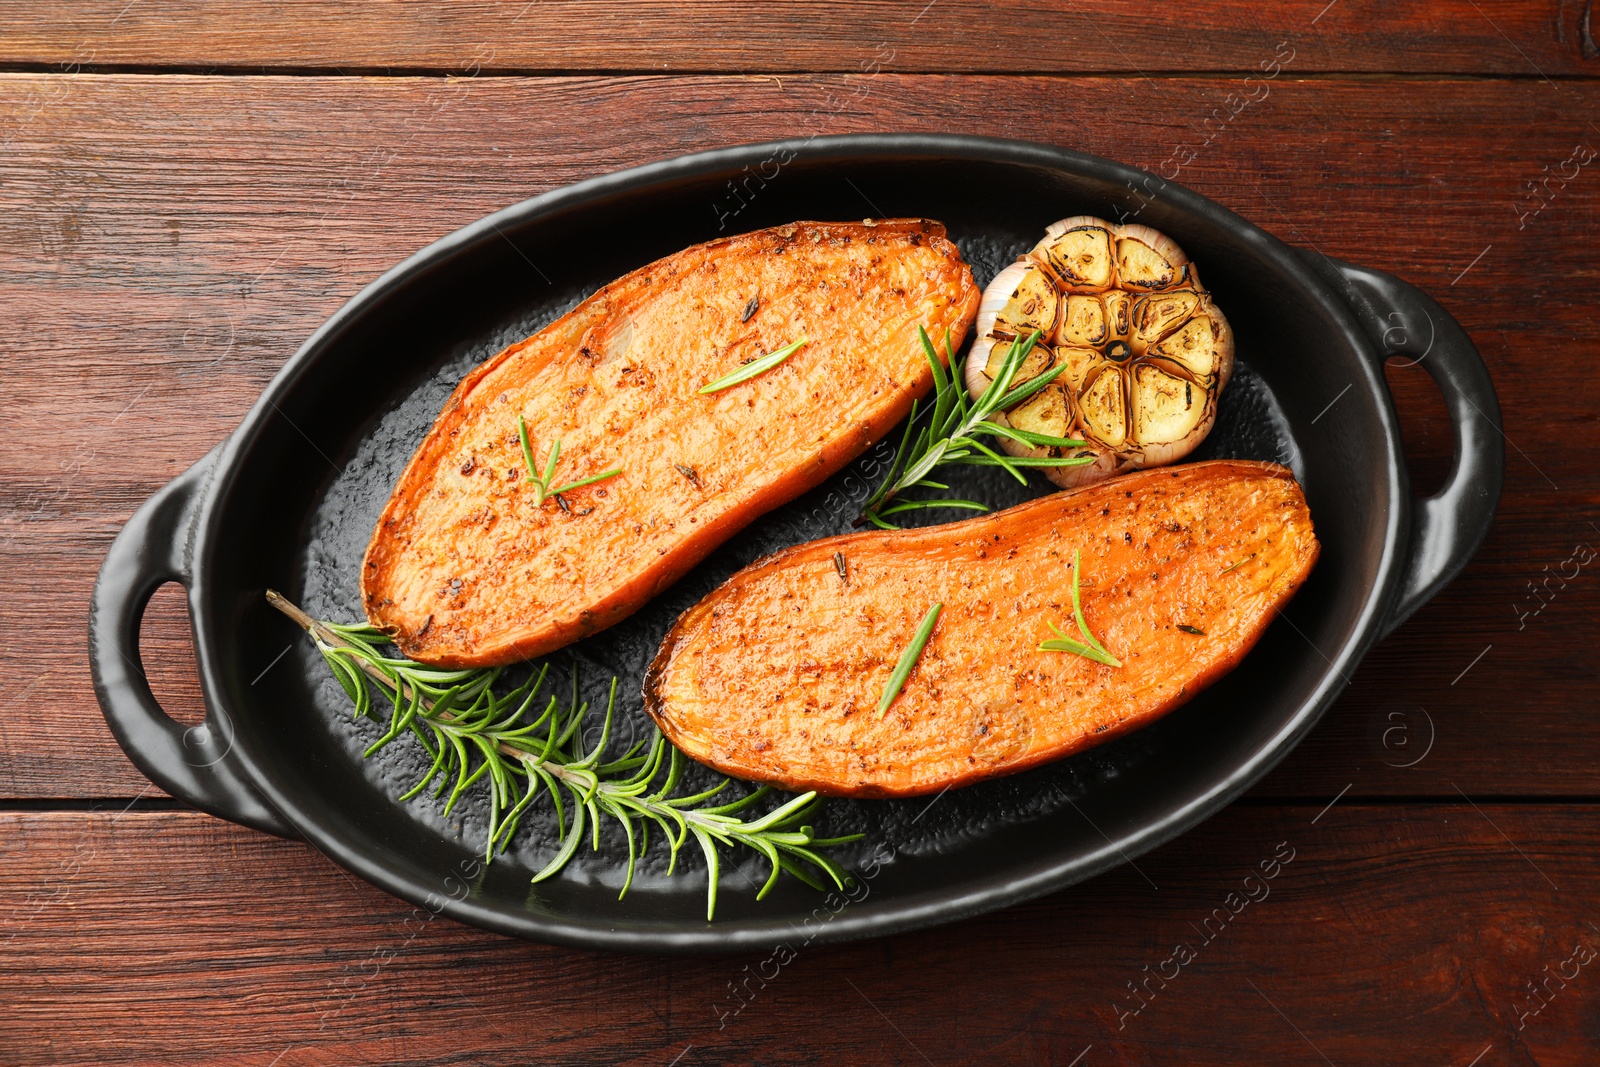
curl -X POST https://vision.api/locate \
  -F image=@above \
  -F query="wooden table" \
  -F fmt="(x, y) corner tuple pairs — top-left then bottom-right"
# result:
(3, 3), (1597, 1063)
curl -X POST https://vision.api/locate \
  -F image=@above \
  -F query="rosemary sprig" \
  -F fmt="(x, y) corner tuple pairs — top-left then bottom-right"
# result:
(1038, 550), (1122, 668)
(877, 602), (942, 718)
(265, 591), (859, 920)
(699, 337), (808, 394)
(859, 327), (1095, 529)
(517, 416), (621, 506)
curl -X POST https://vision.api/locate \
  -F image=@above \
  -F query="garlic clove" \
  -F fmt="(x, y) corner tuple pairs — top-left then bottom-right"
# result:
(1148, 308), (1229, 382)
(1078, 365), (1128, 449)
(1058, 294), (1108, 346)
(1205, 302), (1236, 392)
(984, 260), (1058, 338)
(1008, 382), (1072, 440)
(1114, 223), (1191, 291)
(1115, 237), (1177, 289)
(1131, 291), (1200, 348)
(1036, 218), (1115, 290)
(1054, 345), (1102, 392)
(1133, 362), (1207, 446)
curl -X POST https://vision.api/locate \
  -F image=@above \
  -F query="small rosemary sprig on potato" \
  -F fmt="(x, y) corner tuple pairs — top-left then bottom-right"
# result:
(1038, 550), (1122, 667)
(859, 328), (1095, 529)
(516, 416), (621, 506)
(266, 591), (859, 921)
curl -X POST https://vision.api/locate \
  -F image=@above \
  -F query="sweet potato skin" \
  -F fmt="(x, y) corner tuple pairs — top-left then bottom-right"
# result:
(644, 460), (1320, 797)
(362, 219), (979, 667)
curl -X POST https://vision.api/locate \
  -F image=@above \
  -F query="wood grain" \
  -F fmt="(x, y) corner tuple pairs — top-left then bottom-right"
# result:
(2, 805), (1595, 1065)
(3, 1), (1597, 75)
(2, 73), (1595, 798)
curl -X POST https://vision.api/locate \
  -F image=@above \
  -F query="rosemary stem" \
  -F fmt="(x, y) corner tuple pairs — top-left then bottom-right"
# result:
(267, 590), (425, 704)
(262, 592), (763, 817)
(264, 588), (335, 644)
(265, 590), (591, 783)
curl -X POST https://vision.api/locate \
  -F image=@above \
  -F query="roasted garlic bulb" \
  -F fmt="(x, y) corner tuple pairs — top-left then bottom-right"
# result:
(965, 216), (1234, 487)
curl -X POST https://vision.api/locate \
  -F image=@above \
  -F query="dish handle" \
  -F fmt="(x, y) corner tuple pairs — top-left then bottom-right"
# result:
(88, 445), (298, 838)
(1313, 254), (1505, 637)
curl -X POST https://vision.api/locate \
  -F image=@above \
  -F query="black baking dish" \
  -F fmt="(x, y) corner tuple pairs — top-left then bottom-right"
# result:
(89, 134), (1502, 953)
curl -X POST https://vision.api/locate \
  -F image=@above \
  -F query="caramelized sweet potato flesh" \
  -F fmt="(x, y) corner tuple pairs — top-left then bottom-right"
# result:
(362, 220), (979, 666)
(645, 461), (1319, 797)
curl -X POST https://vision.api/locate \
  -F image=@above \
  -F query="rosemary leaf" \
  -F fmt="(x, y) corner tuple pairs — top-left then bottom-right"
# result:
(995, 359), (1069, 410)
(974, 420), (1082, 449)
(699, 337), (808, 394)
(877, 498), (989, 516)
(1039, 632), (1121, 668)
(517, 415), (541, 488)
(871, 498), (989, 528)
(877, 602), (942, 718)
(947, 454), (1098, 469)
(549, 467), (623, 496)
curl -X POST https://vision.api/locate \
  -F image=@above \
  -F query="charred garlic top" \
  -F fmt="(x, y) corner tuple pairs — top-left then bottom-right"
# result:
(966, 216), (1234, 488)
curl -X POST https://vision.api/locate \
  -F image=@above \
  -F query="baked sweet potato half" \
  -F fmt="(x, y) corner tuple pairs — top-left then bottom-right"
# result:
(644, 460), (1319, 797)
(363, 219), (979, 667)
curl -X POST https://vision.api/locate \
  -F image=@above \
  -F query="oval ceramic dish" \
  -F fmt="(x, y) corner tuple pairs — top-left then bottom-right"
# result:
(90, 134), (1502, 953)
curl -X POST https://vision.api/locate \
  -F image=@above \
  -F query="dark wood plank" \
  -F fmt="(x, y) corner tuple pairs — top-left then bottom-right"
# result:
(2, 805), (1595, 1064)
(3, 1), (1597, 75)
(2, 73), (1596, 797)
